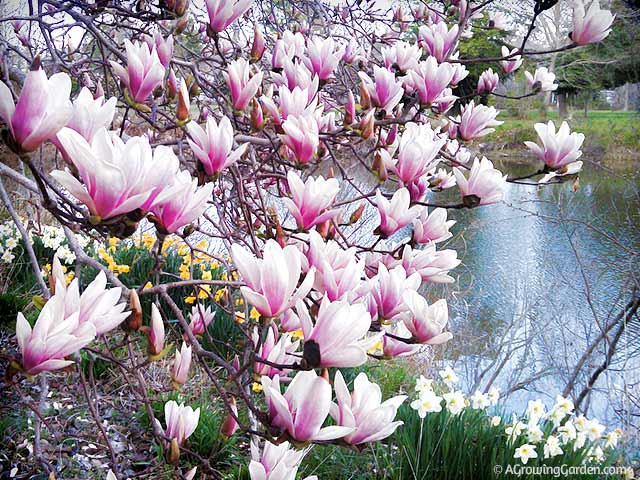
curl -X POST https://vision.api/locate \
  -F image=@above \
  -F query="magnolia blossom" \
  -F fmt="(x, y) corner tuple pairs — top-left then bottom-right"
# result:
(525, 67), (558, 92)
(306, 231), (365, 302)
(524, 121), (585, 170)
(296, 297), (374, 368)
(391, 123), (446, 185)
(430, 168), (457, 189)
(382, 41), (421, 72)
(403, 291), (452, 345)
(52, 256), (128, 336)
(187, 116), (248, 175)
(253, 325), (299, 378)
(381, 322), (420, 358)
(110, 40), (165, 104)
(262, 371), (353, 442)
(171, 342), (192, 386)
(401, 244), (460, 283)
(304, 36), (344, 80)
(225, 58), (264, 110)
(369, 263), (421, 322)
(155, 400), (200, 446)
(150, 170), (213, 233)
(148, 304), (165, 356)
(56, 87), (116, 146)
(277, 110), (320, 159)
(453, 156), (507, 206)
(571, 0), (614, 45)
(52, 128), (155, 219)
(231, 239), (314, 318)
(188, 305), (215, 335)
(249, 441), (314, 480)
(477, 68), (499, 94)
(500, 46), (523, 74)
(457, 101), (503, 141)
(359, 66), (404, 114)
(145, 32), (174, 68)
(412, 208), (456, 244)
(262, 84), (318, 125)
(375, 188), (422, 237)
(449, 52), (469, 85)
(417, 23), (459, 62)
(283, 171), (340, 230)
(331, 371), (406, 444)
(0, 66), (72, 152)
(205, 0), (253, 33)
(404, 58), (456, 105)
(16, 293), (96, 375)
(489, 11), (507, 29)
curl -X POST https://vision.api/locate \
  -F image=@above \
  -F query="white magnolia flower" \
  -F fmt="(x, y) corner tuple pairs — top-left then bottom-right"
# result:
(514, 444), (538, 465)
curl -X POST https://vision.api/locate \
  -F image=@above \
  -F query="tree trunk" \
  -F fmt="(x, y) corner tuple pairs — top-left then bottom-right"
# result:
(558, 92), (569, 118)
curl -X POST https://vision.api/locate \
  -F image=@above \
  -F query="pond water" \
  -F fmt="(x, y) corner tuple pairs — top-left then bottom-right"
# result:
(440, 156), (640, 428)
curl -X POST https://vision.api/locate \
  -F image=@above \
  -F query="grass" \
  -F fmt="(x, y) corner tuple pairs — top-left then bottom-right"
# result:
(491, 110), (640, 153)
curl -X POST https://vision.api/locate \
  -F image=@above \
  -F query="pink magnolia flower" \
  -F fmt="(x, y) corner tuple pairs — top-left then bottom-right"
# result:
(150, 170), (213, 234)
(368, 263), (421, 322)
(16, 293), (96, 375)
(539, 161), (583, 184)
(381, 322), (420, 357)
(148, 303), (166, 356)
(382, 41), (421, 72)
(280, 114), (320, 164)
(412, 208), (456, 244)
(375, 188), (422, 237)
(403, 58), (456, 106)
(155, 400), (200, 446)
(261, 371), (354, 442)
(231, 239), (315, 318)
(187, 116), (248, 175)
(457, 101), (503, 141)
(403, 291), (452, 344)
(224, 58), (264, 111)
(331, 371), (406, 444)
(417, 23), (459, 62)
(449, 53), (469, 85)
(429, 168), (457, 189)
(453, 156), (507, 205)
(283, 171), (340, 230)
(500, 47), (523, 74)
(110, 39), (165, 104)
(144, 32), (174, 68)
(477, 68), (499, 94)
(52, 256), (128, 335)
(249, 441), (314, 480)
(171, 342), (192, 386)
(253, 324), (299, 378)
(273, 57), (317, 92)
(51, 128), (156, 220)
(391, 123), (446, 184)
(401, 244), (460, 283)
(0, 66), (72, 152)
(55, 87), (116, 146)
(205, 0), (253, 33)
(296, 297), (374, 368)
(342, 38), (367, 65)
(406, 175), (431, 202)
(359, 66), (404, 114)
(570, 0), (614, 45)
(262, 84), (318, 126)
(524, 121), (585, 170)
(304, 36), (344, 80)
(188, 304), (215, 336)
(525, 67), (558, 92)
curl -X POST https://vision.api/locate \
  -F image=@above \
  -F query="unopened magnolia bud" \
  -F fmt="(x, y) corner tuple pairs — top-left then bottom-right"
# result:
(127, 290), (143, 331)
(350, 203), (365, 224)
(360, 110), (375, 140)
(250, 98), (264, 130)
(220, 397), (238, 438)
(250, 25), (265, 62)
(372, 150), (387, 181)
(359, 84), (371, 111)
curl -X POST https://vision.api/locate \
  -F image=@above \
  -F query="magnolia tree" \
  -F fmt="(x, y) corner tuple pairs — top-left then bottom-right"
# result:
(0, 0), (615, 478)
